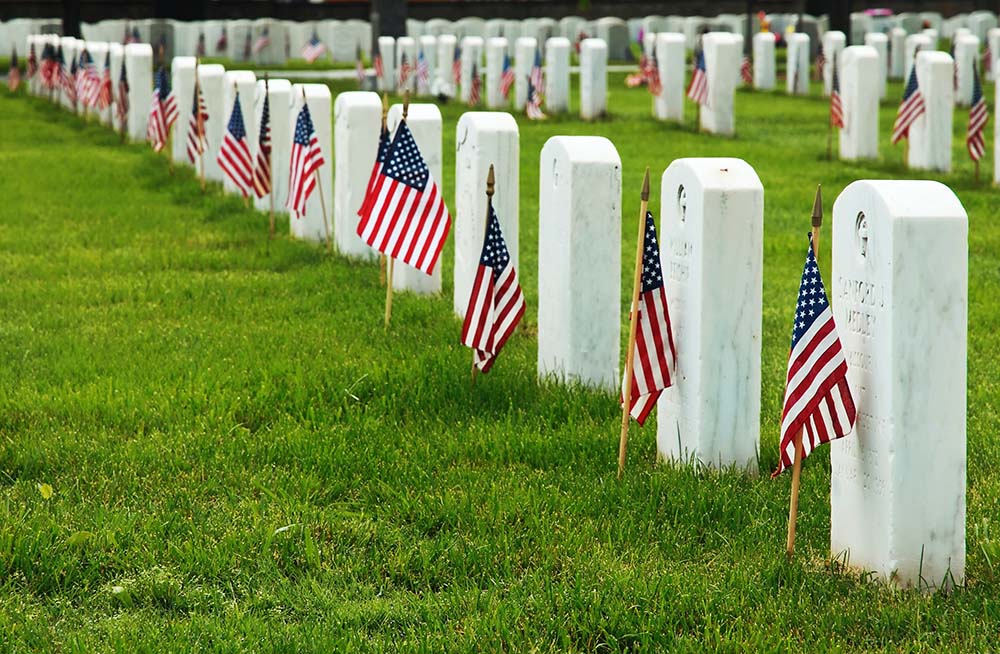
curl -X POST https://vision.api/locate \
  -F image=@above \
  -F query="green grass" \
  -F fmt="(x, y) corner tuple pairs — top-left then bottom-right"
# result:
(1, 73), (999, 652)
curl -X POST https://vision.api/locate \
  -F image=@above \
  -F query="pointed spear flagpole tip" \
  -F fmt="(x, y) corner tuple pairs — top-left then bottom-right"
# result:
(402, 89), (410, 120)
(640, 167), (650, 202)
(381, 92), (389, 116)
(486, 164), (495, 197)
(811, 184), (823, 227)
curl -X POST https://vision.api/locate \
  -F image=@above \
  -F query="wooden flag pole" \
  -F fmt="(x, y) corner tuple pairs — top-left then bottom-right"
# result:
(265, 74), (275, 240)
(196, 59), (206, 193)
(379, 93), (389, 287)
(786, 184), (823, 559)
(471, 164), (496, 386)
(617, 167), (652, 480)
(826, 114), (833, 161)
(384, 91), (409, 329)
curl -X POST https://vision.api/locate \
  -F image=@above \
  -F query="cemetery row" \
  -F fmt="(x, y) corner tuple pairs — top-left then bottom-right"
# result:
(14, 30), (973, 594)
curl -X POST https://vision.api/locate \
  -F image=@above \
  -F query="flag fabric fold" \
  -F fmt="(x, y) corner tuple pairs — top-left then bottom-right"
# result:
(185, 79), (209, 164)
(687, 48), (708, 106)
(830, 56), (844, 129)
(967, 63), (988, 162)
(287, 102), (325, 217)
(218, 92), (255, 197)
(891, 65), (926, 145)
(253, 89), (272, 198)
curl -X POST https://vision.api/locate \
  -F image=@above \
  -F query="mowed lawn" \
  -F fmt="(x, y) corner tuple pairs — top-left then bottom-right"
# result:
(1, 73), (1000, 652)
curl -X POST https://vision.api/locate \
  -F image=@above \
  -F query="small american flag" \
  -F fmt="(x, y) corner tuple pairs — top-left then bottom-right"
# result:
(397, 52), (411, 89)
(468, 63), (481, 106)
(526, 75), (546, 120)
(96, 52), (112, 110)
(529, 48), (543, 97)
(253, 88), (272, 198)
(216, 28), (228, 53)
(7, 48), (20, 92)
(646, 54), (662, 97)
(891, 64), (925, 145)
(73, 50), (88, 105)
(355, 46), (366, 84)
(967, 63), (988, 162)
(373, 41), (384, 80)
(741, 54), (753, 85)
(358, 124), (390, 219)
(79, 49), (101, 108)
(416, 49), (430, 94)
(287, 102), (325, 217)
(621, 211), (676, 425)
(302, 33), (326, 63)
(499, 52), (515, 98)
(41, 44), (56, 89)
(626, 54), (648, 88)
(116, 58), (129, 128)
(687, 48), (708, 106)
(773, 235), (856, 477)
(27, 44), (37, 79)
(460, 204), (525, 373)
(356, 120), (452, 276)
(252, 27), (271, 55)
(66, 56), (78, 107)
(185, 79), (209, 164)
(242, 31), (252, 60)
(452, 44), (462, 87)
(830, 55), (844, 129)
(218, 92), (254, 197)
(124, 26), (140, 45)
(196, 33), (206, 57)
(146, 67), (172, 152)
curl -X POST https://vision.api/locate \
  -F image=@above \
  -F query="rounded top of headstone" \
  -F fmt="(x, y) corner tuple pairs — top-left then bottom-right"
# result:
(461, 35), (484, 46)
(124, 42), (153, 56)
(787, 32), (810, 44)
(864, 32), (889, 43)
(225, 70), (257, 85)
(541, 136), (621, 166)
(171, 55), (197, 69)
(658, 32), (687, 44)
(834, 180), (967, 226)
(916, 49), (953, 66)
(334, 90), (381, 112)
(487, 36), (508, 47)
(197, 63), (226, 77)
(956, 33), (981, 46)
(294, 83), (332, 102)
(842, 44), (879, 62)
(580, 37), (608, 50)
(661, 158), (763, 193)
(825, 30), (847, 40)
(258, 77), (293, 94)
(388, 102), (441, 124)
(546, 36), (571, 47)
(456, 111), (519, 138)
(515, 36), (537, 47)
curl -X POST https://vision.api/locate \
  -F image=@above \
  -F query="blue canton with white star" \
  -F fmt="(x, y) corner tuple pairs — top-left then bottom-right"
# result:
(227, 93), (247, 139)
(479, 205), (511, 278)
(383, 122), (430, 190)
(376, 125), (390, 163)
(790, 235), (831, 349)
(293, 103), (315, 146)
(155, 66), (170, 100)
(641, 211), (664, 293)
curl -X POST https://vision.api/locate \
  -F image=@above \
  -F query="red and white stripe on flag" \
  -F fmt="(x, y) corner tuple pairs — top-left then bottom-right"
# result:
(621, 211), (676, 425)
(460, 206), (525, 373)
(287, 103), (325, 217)
(147, 95), (168, 152)
(218, 95), (255, 198)
(356, 120), (451, 276)
(773, 237), (856, 477)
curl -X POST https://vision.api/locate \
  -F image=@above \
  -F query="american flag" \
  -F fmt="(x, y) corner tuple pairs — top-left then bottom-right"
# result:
(196, 33), (206, 57)
(146, 67), (171, 152)
(302, 33), (327, 63)
(773, 235), (856, 477)
(891, 64), (925, 145)
(40, 44), (56, 89)
(416, 49), (430, 94)
(242, 31), (252, 60)
(79, 49), (102, 108)
(356, 120), (451, 276)
(452, 44), (462, 87)
(287, 102), (325, 217)
(499, 52), (515, 98)
(74, 50), (88, 105)
(218, 92), (254, 197)
(687, 48), (708, 106)
(95, 52), (112, 109)
(216, 28), (228, 53)
(373, 40), (384, 81)
(460, 204), (525, 373)
(27, 44), (37, 80)
(253, 88), (272, 198)
(967, 63), (988, 162)
(626, 53), (648, 88)
(8, 48), (20, 92)
(741, 54), (753, 85)
(252, 27), (271, 55)
(468, 63), (481, 106)
(397, 52), (411, 89)
(124, 26), (140, 45)
(116, 58), (129, 128)
(622, 211), (676, 424)
(354, 46), (366, 84)
(185, 79), (209, 164)
(526, 75), (546, 119)
(66, 56), (78, 107)
(830, 55), (844, 129)
(358, 124), (390, 219)
(646, 54), (662, 97)
(529, 48), (544, 98)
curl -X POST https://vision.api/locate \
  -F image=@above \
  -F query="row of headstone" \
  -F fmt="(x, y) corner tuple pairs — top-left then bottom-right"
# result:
(76, 18), (372, 64)
(0, 18), (62, 55)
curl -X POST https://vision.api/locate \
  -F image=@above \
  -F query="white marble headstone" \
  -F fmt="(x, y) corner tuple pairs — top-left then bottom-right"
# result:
(386, 103), (444, 295)
(485, 37), (509, 108)
(418, 35), (437, 95)
(333, 91), (380, 258)
(953, 34), (979, 107)
(289, 84), (332, 243)
(253, 78), (292, 216)
(786, 33), (810, 95)
(170, 56), (197, 165)
(124, 43), (153, 142)
(197, 63), (225, 183)
(579, 38), (608, 120)
(653, 33), (685, 122)
(396, 36), (417, 94)
(460, 36), (483, 103)
(752, 32), (776, 90)
(908, 50), (953, 172)
(903, 33), (931, 82)
(537, 136), (621, 390)
(513, 37), (537, 109)
(889, 27), (906, 80)
(839, 46), (879, 161)
(700, 33), (739, 136)
(657, 158), (763, 472)
(822, 30), (846, 96)
(863, 32), (888, 99)
(454, 112), (519, 317)
(435, 34), (457, 98)
(544, 37), (570, 114)
(988, 28), (1000, 82)
(377, 36), (395, 93)
(831, 180), (967, 591)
